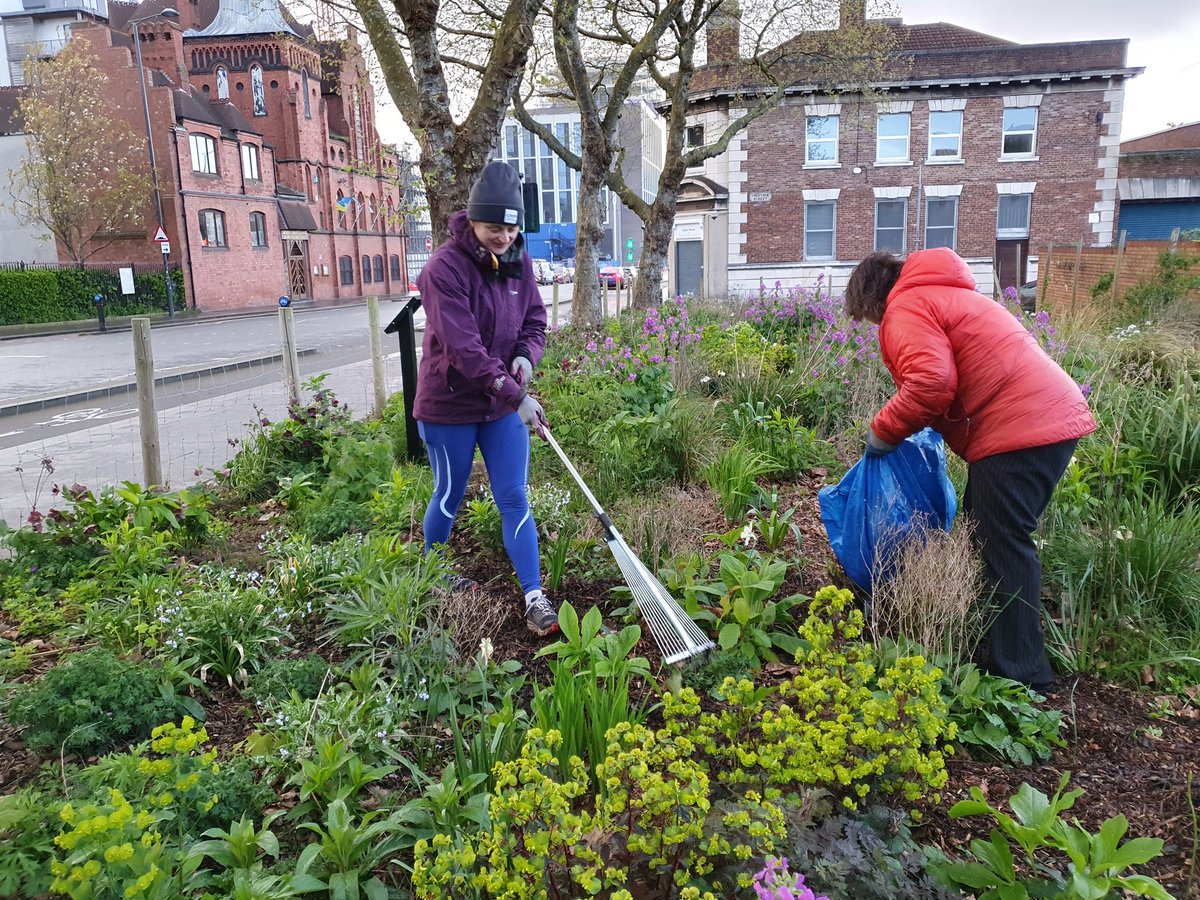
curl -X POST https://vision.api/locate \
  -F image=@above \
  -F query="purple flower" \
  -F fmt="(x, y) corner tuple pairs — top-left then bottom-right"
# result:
(1079, 381), (1093, 398)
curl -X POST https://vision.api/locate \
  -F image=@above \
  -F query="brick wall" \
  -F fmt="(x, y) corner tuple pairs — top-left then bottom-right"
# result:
(741, 82), (1111, 268)
(1032, 239), (1185, 315)
(1119, 151), (1200, 180)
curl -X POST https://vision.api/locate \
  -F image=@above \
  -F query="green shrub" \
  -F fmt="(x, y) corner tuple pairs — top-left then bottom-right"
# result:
(787, 806), (958, 900)
(0, 269), (59, 325)
(0, 266), (179, 325)
(5, 648), (184, 756)
(943, 664), (1064, 766)
(300, 498), (374, 541)
(0, 789), (57, 898)
(247, 654), (336, 705)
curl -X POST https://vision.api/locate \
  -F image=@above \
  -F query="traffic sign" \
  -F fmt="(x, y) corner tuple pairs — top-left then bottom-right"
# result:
(160, 241), (170, 255)
(424, 237), (433, 251)
(153, 226), (168, 243)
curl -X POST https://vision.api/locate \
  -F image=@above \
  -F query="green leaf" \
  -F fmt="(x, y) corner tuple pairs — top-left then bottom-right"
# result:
(363, 878), (389, 900)
(732, 597), (752, 625)
(941, 861), (1003, 890)
(1090, 814), (1129, 869)
(1102, 836), (1164, 871)
(971, 832), (1017, 880)
(718, 622), (742, 650)
(1111, 874), (1174, 899)
(949, 798), (995, 819)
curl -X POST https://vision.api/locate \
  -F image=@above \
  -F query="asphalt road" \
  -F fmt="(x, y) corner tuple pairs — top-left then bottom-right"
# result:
(0, 285), (578, 450)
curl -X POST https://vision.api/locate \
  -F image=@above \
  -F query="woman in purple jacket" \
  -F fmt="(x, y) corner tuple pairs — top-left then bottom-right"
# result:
(413, 162), (558, 636)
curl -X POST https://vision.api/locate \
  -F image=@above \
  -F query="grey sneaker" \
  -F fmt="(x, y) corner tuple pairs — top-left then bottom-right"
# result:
(524, 592), (559, 637)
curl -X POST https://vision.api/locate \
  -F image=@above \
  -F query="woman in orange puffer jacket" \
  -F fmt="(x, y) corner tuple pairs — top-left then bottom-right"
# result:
(844, 248), (1095, 691)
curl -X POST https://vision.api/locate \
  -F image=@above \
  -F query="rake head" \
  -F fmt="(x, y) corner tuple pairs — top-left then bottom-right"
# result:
(604, 529), (714, 665)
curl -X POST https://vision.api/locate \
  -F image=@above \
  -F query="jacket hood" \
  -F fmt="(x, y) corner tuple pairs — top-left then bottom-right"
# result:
(450, 209), (526, 277)
(889, 248), (977, 301)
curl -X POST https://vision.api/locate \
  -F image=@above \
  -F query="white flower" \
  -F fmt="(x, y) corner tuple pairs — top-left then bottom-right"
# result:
(700, 375), (711, 384)
(479, 638), (494, 668)
(1113, 527), (1133, 541)
(739, 522), (756, 547)
(717, 370), (727, 377)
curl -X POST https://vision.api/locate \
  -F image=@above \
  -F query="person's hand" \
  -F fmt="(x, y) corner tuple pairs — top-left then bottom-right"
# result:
(518, 393), (548, 439)
(510, 356), (533, 386)
(865, 428), (897, 458)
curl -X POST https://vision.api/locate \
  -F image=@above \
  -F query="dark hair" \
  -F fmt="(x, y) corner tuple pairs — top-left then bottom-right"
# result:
(844, 252), (904, 321)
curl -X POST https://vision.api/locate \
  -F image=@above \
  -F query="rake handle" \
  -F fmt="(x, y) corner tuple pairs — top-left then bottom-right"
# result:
(542, 429), (615, 537)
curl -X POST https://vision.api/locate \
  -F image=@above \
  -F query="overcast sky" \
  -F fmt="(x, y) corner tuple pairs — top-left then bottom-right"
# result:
(372, 0), (1200, 149)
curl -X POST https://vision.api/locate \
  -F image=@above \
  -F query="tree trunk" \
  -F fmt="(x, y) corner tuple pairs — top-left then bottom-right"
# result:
(633, 181), (682, 309)
(571, 158), (608, 325)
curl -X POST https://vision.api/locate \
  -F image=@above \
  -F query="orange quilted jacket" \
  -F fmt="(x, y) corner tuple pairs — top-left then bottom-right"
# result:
(871, 248), (1095, 463)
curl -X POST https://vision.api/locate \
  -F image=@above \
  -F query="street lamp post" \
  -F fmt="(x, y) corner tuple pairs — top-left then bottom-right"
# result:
(131, 8), (179, 318)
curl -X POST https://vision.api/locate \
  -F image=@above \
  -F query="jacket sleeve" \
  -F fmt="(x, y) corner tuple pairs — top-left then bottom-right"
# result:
(871, 299), (958, 445)
(422, 260), (526, 411)
(512, 257), (547, 367)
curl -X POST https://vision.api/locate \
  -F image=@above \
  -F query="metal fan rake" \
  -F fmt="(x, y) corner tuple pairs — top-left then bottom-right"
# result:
(543, 429), (714, 665)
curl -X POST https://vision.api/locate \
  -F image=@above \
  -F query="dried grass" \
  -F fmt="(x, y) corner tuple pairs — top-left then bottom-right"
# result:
(610, 485), (724, 572)
(431, 586), (509, 659)
(869, 518), (987, 665)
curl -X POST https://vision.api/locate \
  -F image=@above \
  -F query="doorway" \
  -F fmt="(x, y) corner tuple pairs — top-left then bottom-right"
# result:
(994, 239), (1029, 298)
(675, 240), (703, 297)
(286, 239), (310, 301)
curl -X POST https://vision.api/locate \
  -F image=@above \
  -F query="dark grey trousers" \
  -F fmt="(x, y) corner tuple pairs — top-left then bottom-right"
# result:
(963, 438), (1078, 687)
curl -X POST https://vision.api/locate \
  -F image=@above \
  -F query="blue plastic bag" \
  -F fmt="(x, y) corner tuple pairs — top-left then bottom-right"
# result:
(818, 428), (958, 592)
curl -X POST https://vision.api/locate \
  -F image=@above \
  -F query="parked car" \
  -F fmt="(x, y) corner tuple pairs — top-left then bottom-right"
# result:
(549, 262), (571, 283)
(1018, 280), (1037, 314)
(598, 265), (624, 287)
(531, 259), (554, 285)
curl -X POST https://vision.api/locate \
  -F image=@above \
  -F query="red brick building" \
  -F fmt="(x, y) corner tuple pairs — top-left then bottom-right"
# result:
(672, 2), (1142, 299)
(1117, 122), (1200, 240)
(67, 0), (408, 311)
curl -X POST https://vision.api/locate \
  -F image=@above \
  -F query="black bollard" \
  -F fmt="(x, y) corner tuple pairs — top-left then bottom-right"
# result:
(94, 293), (107, 333)
(384, 295), (424, 462)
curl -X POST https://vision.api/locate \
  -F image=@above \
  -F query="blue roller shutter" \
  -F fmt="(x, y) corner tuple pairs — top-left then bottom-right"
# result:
(1117, 200), (1200, 240)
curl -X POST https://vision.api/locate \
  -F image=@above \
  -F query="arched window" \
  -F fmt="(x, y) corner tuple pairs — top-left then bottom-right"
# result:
(304, 165), (312, 200)
(368, 194), (377, 231)
(198, 209), (226, 247)
(389, 254), (401, 280)
(338, 255), (354, 285)
(249, 211), (267, 247)
(250, 64), (265, 116)
(215, 66), (229, 100)
(361, 255), (372, 284)
(356, 192), (365, 230)
(385, 198), (395, 233)
(372, 254), (383, 282)
(301, 68), (311, 118)
(336, 190), (347, 230)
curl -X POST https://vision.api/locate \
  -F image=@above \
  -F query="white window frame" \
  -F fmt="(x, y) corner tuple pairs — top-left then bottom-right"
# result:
(240, 143), (260, 181)
(803, 200), (836, 259)
(927, 110), (963, 162)
(924, 196), (958, 250)
(805, 115), (839, 166)
(996, 193), (1032, 239)
(198, 208), (226, 247)
(189, 133), (218, 175)
(1001, 107), (1038, 158)
(876, 112), (910, 164)
(874, 198), (907, 252)
(248, 211), (267, 247)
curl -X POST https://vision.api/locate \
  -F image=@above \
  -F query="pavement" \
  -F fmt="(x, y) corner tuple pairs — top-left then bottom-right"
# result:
(0, 283), (579, 529)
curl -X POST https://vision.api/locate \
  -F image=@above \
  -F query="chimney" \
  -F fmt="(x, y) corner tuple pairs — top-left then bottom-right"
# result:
(840, 0), (866, 27)
(135, 21), (189, 88)
(706, 0), (741, 65)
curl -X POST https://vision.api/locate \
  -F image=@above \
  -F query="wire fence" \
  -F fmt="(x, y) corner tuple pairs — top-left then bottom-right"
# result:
(0, 310), (408, 530)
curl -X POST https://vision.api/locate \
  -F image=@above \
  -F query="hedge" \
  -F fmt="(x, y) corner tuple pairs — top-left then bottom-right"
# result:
(0, 266), (185, 326)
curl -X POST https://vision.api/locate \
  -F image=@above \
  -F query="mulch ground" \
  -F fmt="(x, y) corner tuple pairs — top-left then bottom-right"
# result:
(3, 472), (1198, 897)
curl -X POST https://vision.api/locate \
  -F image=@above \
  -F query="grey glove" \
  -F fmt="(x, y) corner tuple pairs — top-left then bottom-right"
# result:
(865, 428), (897, 458)
(517, 393), (548, 438)
(510, 355), (533, 386)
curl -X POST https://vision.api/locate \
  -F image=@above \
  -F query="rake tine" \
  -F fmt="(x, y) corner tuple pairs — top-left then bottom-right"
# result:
(545, 430), (713, 664)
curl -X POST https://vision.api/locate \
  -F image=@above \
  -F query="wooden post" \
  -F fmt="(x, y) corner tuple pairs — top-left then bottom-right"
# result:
(1169, 226), (1181, 255)
(604, 277), (612, 317)
(132, 317), (162, 488)
(278, 306), (301, 406)
(552, 280), (560, 328)
(367, 295), (387, 416)
(1039, 242), (1054, 311)
(1070, 241), (1084, 316)
(1110, 230), (1127, 304)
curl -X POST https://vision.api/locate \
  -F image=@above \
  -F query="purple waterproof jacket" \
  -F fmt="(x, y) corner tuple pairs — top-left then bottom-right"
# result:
(413, 210), (547, 424)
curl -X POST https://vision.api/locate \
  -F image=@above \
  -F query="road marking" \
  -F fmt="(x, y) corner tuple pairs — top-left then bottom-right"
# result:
(34, 408), (136, 427)
(0, 430), (23, 438)
(0, 355), (47, 359)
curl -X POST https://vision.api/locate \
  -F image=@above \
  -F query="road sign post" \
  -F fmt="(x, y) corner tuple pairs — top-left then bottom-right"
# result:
(152, 227), (176, 317)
